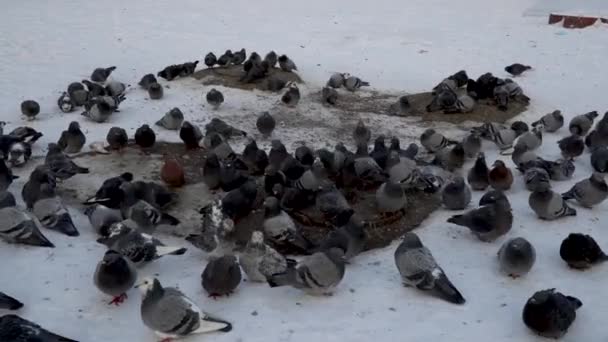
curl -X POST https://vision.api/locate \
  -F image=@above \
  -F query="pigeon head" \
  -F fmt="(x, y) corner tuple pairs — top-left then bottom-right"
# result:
(400, 232), (423, 249)
(102, 249), (126, 265)
(249, 230), (265, 246)
(263, 196), (281, 217)
(68, 121), (80, 132)
(136, 277), (163, 295)
(47, 143), (62, 154)
(511, 121), (529, 136)
(479, 190), (510, 207)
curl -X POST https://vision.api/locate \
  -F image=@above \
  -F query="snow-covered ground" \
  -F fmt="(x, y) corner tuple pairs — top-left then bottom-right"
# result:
(1, 0), (608, 341)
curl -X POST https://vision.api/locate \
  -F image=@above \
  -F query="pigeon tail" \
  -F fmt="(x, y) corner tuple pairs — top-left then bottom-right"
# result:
(360, 81), (370, 87)
(434, 272), (466, 304)
(0, 292), (23, 310)
(566, 295), (583, 309)
(564, 206), (577, 217)
(267, 264), (297, 288)
(156, 246), (187, 257)
(50, 213), (80, 236)
(160, 212), (180, 226)
(561, 189), (575, 200)
(19, 221), (54, 248)
(447, 214), (467, 227)
(196, 315), (232, 333)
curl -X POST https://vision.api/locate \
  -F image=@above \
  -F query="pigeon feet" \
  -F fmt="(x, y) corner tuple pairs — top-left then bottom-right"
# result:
(108, 293), (128, 306)
(159, 339), (174, 342)
(508, 274), (520, 279)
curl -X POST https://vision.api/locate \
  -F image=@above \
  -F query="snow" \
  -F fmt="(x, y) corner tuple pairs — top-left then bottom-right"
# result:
(525, 0), (608, 18)
(1, 0), (608, 341)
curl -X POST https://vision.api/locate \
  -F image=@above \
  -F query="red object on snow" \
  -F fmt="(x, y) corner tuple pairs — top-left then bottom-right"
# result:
(549, 13), (608, 28)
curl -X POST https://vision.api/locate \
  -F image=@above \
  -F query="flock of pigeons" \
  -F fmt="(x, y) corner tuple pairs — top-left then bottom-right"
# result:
(0, 51), (606, 341)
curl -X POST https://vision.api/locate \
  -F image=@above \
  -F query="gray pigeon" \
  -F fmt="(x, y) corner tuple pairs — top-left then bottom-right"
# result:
(138, 73), (157, 90)
(85, 204), (123, 236)
(447, 190), (513, 241)
(67, 81), (84, 95)
(97, 222), (187, 267)
(156, 107), (184, 130)
(0, 315), (78, 341)
(376, 180), (407, 213)
(148, 82), (164, 99)
(83, 80), (107, 96)
(388, 95), (410, 115)
(256, 111), (276, 137)
(462, 132), (482, 158)
(326, 73), (345, 88)
(231, 48), (246, 65)
(569, 111), (598, 136)
(344, 75), (370, 92)
(385, 151), (417, 185)
(353, 119), (371, 146)
(278, 54), (297, 72)
(202, 152), (221, 190)
(265, 76), (286, 92)
(420, 128), (455, 153)
(32, 183), (79, 236)
(389, 138), (418, 160)
(57, 92), (74, 113)
(0, 204), (54, 247)
(522, 289), (582, 339)
(263, 196), (312, 254)
(432, 143), (465, 172)
(441, 176), (472, 210)
(94, 249), (137, 305)
(20, 100), (40, 120)
(515, 126), (542, 151)
(0, 292), (23, 310)
(321, 86), (338, 105)
(44, 143), (89, 181)
(106, 126), (128, 151)
(467, 152), (490, 191)
(239, 231), (288, 282)
(0, 159), (17, 192)
(281, 83), (300, 107)
(119, 182), (180, 233)
(206, 88), (224, 109)
(524, 167), (551, 192)
(529, 183), (576, 220)
(204, 117), (247, 139)
(477, 123), (518, 150)
(394, 232), (465, 304)
(201, 255), (242, 297)
(0, 191), (16, 209)
(315, 183), (355, 227)
(562, 172), (608, 208)
(71, 89), (89, 106)
(532, 110), (563, 132)
(105, 81), (127, 97)
(137, 278), (232, 340)
(591, 146), (608, 173)
(57, 121), (86, 154)
(497, 237), (536, 278)
(91, 66), (116, 83)
(557, 135), (584, 160)
(317, 214), (367, 260)
(353, 143), (387, 184)
(81, 97), (113, 122)
(268, 248), (346, 295)
(21, 165), (56, 209)
(264, 51), (278, 67)
(548, 158), (576, 181)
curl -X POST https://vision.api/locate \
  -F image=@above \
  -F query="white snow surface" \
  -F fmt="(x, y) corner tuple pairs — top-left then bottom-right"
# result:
(1, 0), (608, 341)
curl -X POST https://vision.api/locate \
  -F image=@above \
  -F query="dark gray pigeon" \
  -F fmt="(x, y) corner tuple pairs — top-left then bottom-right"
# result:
(44, 143), (89, 181)
(206, 88), (224, 109)
(256, 111), (276, 137)
(205, 117), (246, 139)
(82, 80), (107, 96)
(202, 255), (242, 297)
(21, 165), (56, 209)
(322, 86), (338, 105)
(67, 82), (84, 95)
(0, 292), (23, 310)
(591, 146), (608, 172)
(467, 152), (490, 191)
(0, 203), (54, 247)
(148, 82), (164, 99)
(94, 249), (137, 305)
(394, 232), (465, 304)
(0, 191), (16, 209)
(137, 278), (232, 340)
(0, 159), (17, 192)
(91, 66), (117, 83)
(138, 73), (157, 90)
(81, 97), (113, 123)
(204, 52), (217, 68)
(315, 183), (354, 227)
(83, 172), (133, 209)
(462, 132), (482, 158)
(221, 179), (258, 222)
(57, 121), (86, 154)
(316, 214), (367, 260)
(202, 152), (221, 191)
(264, 51), (277, 67)
(569, 111), (598, 136)
(432, 143), (465, 172)
(7, 141), (32, 168)
(180, 121), (203, 149)
(278, 54), (297, 72)
(0, 314), (78, 341)
(231, 48), (246, 65)
(522, 289), (582, 339)
(353, 119), (371, 146)
(504, 63), (531, 76)
(447, 190), (512, 241)
(119, 182), (180, 233)
(558, 135), (584, 160)
(134, 124), (156, 150)
(281, 83), (300, 107)
(562, 172), (608, 208)
(498, 237), (536, 278)
(217, 50), (233, 67)
(106, 126), (128, 151)
(20, 100), (40, 120)
(376, 180), (407, 214)
(156, 107), (184, 130)
(560, 233), (608, 269)
(32, 183), (79, 236)
(441, 176), (471, 210)
(388, 95), (410, 115)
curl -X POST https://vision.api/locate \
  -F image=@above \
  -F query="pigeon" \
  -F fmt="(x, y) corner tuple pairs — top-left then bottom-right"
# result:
(447, 190), (513, 242)
(200, 152), (221, 191)
(217, 50), (233, 67)
(263, 196), (312, 253)
(148, 82), (164, 99)
(20, 100), (40, 120)
(585, 129), (608, 151)
(344, 76), (369, 92)
(524, 167), (551, 192)
(351, 143), (387, 184)
(201, 255), (242, 297)
(119, 183), (180, 232)
(203, 52), (217, 68)
(594, 111), (608, 134)
(0, 203), (54, 247)
(489, 160), (513, 191)
(134, 124), (156, 150)
(562, 172), (608, 208)
(0, 159), (17, 192)
(532, 110), (563, 132)
(441, 176), (472, 210)
(529, 183), (577, 220)
(0, 292), (23, 310)
(420, 128), (455, 153)
(559, 233), (608, 269)
(269, 139), (289, 168)
(504, 63), (531, 76)
(281, 82), (300, 107)
(389, 138), (418, 160)
(239, 231), (289, 282)
(370, 135), (389, 169)
(94, 249), (137, 305)
(265, 76), (287, 92)
(217, 158), (248, 192)
(156, 107), (184, 130)
(206, 88), (224, 109)
(376, 181), (407, 214)
(81, 97), (113, 123)
(0, 191), (16, 209)
(385, 150), (417, 185)
(32, 183), (79, 236)
(591, 146), (608, 172)
(160, 158), (185, 187)
(353, 119), (371, 146)
(431, 142), (465, 171)
(71, 88), (89, 106)
(498, 237), (536, 278)
(515, 126), (542, 151)
(137, 278), (232, 340)
(57, 121), (86, 154)
(388, 95), (410, 116)
(6, 142), (30, 168)
(263, 51), (278, 67)
(462, 132), (482, 159)
(467, 152), (490, 191)
(321, 86), (338, 105)
(57, 92), (74, 113)
(91, 66), (117, 83)
(44, 143), (89, 181)
(98, 222), (187, 267)
(241, 59), (269, 83)
(82, 79), (107, 96)
(21, 165), (55, 209)
(67, 81), (85, 94)
(557, 135), (585, 160)
(157, 64), (185, 81)
(256, 111), (276, 137)
(138, 73), (157, 90)
(476, 122), (519, 150)
(204, 117), (246, 139)
(130, 181), (177, 209)
(522, 289), (582, 339)
(105, 81), (126, 97)
(0, 315), (78, 341)
(106, 126), (128, 151)
(231, 48), (246, 65)
(569, 111), (598, 136)
(0, 121), (4, 135)
(315, 183), (354, 227)
(84, 204), (122, 236)
(326, 73), (346, 88)
(82, 172), (132, 209)
(221, 179), (258, 222)
(179, 121), (203, 149)
(548, 158), (576, 181)
(394, 232), (465, 304)
(268, 247), (346, 295)
(278, 54), (297, 72)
